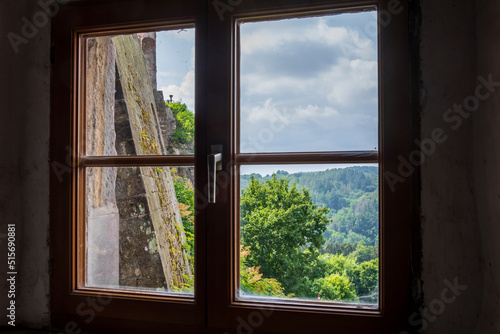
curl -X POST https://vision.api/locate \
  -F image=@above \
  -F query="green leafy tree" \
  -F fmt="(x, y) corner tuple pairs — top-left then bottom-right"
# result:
(241, 175), (330, 296)
(346, 259), (379, 298)
(240, 246), (286, 297)
(322, 240), (358, 256)
(349, 241), (378, 263)
(317, 253), (378, 302)
(167, 102), (194, 146)
(333, 192), (379, 245)
(313, 273), (356, 301)
(319, 253), (358, 276)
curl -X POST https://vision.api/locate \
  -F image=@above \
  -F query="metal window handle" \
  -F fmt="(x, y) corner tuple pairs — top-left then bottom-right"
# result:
(208, 152), (222, 203)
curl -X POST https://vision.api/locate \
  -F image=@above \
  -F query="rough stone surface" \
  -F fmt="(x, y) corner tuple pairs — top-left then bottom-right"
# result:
(86, 37), (118, 158)
(85, 37), (120, 287)
(156, 91), (177, 152)
(138, 32), (157, 88)
(113, 34), (192, 290)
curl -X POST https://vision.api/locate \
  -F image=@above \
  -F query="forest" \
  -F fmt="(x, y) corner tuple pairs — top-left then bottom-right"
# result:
(239, 167), (379, 303)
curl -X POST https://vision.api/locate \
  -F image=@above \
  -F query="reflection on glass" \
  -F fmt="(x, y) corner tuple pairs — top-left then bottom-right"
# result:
(85, 28), (195, 156)
(239, 10), (378, 153)
(86, 166), (195, 294)
(239, 164), (379, 307)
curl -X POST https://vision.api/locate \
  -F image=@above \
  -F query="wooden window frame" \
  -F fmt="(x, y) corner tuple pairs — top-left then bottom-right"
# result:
(206, 1), (411, 333)
(50, 1), (208, 332)
(50, 0), (412, 333)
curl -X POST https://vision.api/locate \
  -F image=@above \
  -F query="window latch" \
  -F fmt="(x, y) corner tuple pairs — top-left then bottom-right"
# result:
(208, 145), (222, 203)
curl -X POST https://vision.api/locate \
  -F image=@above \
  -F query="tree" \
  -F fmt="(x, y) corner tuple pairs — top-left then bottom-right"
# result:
(346, 259), (379, 298)
(313, 273), (356, 301)
(333, 192), (379, 245)
(317, 253), (379, 302)
(167, 102), (194, 146)
(240, 246), (286, 297)
(319, 253), (358, 276)
(350, 241), (378, 263)
(240, 175), (330, 296)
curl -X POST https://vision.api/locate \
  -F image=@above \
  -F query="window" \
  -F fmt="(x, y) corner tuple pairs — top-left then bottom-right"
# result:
(235, 11), (380, 307)
(50, 0), (411, 333)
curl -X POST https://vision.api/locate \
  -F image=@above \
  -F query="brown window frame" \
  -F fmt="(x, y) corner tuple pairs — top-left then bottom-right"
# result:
(50, 1), (208, 332)
(50, 0), (412, 333)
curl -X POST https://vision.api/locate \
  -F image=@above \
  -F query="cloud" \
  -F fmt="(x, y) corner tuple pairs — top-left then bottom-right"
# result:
(160, 70), (195, 111)
(239, 15), (378, 112)
(323, 58), (378, 106)
(295, 105), (339, 119)
(241, 57), (377, 109)
(241, 17), (374, 60)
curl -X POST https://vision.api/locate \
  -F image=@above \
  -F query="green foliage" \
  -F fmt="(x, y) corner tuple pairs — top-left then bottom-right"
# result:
(171, 168), (195, 261)
(241, 175), (330, 296)
(349, 241), (378, 263)
(239, 168), (380, 303)
(240, 246), (286, 297)
(172, 273), (195, 293)
(168, 102), (194, 146)
(240, 166), (379, 246)
(319, 253), (358, 276)
(332, 192), (379, 245)
(315, 253), (378, 302)
(322, 240), (357, 256)
(313, 273), (356, 301)
(346, 259), (379, 298)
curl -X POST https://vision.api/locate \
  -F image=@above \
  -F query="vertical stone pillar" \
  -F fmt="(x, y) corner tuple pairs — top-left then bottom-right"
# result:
(85, 36), (120, 287)
(138, 32), (157, 88)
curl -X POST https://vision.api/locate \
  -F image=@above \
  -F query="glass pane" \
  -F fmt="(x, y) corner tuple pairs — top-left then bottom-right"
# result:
(85, 28), (195, 156)
(239, 10), (378, 153)
(239, 164), (379, 307)
(86, 166), (195, 294)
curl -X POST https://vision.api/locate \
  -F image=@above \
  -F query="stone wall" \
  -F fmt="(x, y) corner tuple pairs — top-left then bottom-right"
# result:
(86, 36), (120, 287)
(84, 33), (192, 291)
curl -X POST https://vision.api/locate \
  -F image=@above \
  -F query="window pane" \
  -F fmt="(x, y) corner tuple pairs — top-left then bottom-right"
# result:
(239, 10), (378, 153)
(85, 28), (195, 156)
(86, 166), (195, 295)
(239, 164), (379, 307)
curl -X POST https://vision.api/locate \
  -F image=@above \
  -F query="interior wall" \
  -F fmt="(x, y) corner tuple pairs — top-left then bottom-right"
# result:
(473, 0), (500, 332)
(420, 0), (483, 333)
(0, 0), (51, 328)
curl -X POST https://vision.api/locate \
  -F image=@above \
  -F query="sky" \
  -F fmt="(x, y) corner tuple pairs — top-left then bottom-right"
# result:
(155, 10), (378, 174)
(156, 28), (195, 111)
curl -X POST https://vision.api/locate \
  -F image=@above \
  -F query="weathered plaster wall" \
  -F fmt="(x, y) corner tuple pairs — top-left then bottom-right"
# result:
(473, 0), (500, 332)
(420, 0), (483, 333)
(0, 0), (51, 328)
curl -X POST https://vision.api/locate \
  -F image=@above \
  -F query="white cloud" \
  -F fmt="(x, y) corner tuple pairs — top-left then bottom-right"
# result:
(241, 57), (377, 109)
(244, 100), (340, 128)
(241, 18), (374, 60)
(245, 98), (291, 125)
(239, 16), (378, 110)
(294, 105), (339, 119)
(160, 70), (195, 111)
(323, 58), (378, 106)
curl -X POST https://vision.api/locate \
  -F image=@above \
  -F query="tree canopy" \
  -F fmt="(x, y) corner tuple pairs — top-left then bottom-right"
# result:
(239, 168), (380, 303)
(241, 175), (330, 296)
(167, 101), (194, 146)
